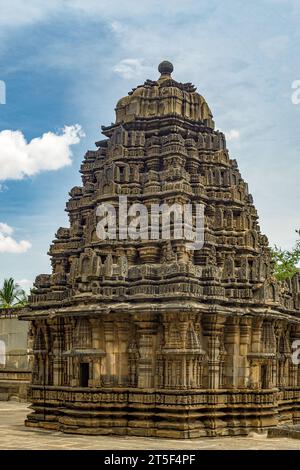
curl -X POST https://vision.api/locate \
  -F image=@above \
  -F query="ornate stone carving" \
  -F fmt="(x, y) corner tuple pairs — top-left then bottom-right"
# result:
(20, 61), (300, 438)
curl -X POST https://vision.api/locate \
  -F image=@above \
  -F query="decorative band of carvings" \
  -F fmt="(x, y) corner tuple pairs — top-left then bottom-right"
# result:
(28, 385), (291, 406)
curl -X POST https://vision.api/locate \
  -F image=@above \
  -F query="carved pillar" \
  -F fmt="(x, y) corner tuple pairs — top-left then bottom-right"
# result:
(276, 322), (288, 388)
(65, 318), (75, 386)
(50, 318), (64, 386)
(177, 320), (189, 388)
(154, 325), (164, 388)
(134, 314), (157, 389)
(90, 318), (101, 387)
(248, 318), (263, 389)
(251, 318), (263, 353)
(115, 321), (129, 386)
(128, 337), (139, 387)
(239, 316), (252, 388)
(249, 359), (260, 390)
(103, 321), (115, 386)
(224, 316), (240, 388)
(203, 313), (226, 389)
(271, 357), (277, 389)
(34, 320), (49, 386)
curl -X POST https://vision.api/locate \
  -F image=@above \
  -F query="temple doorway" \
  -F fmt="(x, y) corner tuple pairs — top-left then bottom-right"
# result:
(261, 364), (268, 389)
(80, 362), (89, 387)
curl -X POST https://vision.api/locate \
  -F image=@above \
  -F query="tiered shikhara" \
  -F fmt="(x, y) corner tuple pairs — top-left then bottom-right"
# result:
(21, 61), (300, 437)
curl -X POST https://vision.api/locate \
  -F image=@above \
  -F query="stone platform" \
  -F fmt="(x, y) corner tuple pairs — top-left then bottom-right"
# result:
(1, 402), (300, 450)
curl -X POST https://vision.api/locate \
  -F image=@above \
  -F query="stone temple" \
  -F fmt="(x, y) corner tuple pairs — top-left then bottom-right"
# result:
(20, 61), (300, 438)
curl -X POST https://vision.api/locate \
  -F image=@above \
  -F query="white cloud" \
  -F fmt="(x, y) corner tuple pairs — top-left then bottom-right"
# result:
(17, 278), (33, 286)
(113, 59), (150, 79)
(0, 223), (13, 235)
(0, 125), (85, 181)
(226, 129), (240, 141)
(16, 279), (33, 292)
(0, 223), (31, 253)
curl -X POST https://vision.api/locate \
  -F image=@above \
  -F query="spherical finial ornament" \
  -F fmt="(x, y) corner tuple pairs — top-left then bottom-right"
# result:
(158, 60), (174, 75)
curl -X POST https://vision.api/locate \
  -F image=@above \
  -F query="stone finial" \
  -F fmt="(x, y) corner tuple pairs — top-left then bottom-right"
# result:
(158, 60), (174, 76)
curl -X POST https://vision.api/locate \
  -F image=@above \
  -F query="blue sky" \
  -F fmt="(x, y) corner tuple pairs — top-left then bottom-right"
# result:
(0, 0), (299, 291)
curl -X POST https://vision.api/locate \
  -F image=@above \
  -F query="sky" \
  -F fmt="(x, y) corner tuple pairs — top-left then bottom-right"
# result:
(0, 0), (299, 291)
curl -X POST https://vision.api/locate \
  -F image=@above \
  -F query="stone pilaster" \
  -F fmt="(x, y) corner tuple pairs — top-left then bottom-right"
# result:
(103, 321), (115, 386)
(134, 314), (157, 388)
(224, 316), (240, 388)
(89, 318), (102, 386)
(203, 313), (226, 389)
(50, 318), (64, 386)
(239, 316), (252, 387)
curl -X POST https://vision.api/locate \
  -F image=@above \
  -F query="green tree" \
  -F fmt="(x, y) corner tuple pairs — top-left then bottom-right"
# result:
(0, 278), (28, 308)
(271, 230), (300, 282)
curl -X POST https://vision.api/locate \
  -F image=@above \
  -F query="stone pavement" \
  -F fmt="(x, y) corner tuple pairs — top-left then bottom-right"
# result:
(1, 402), (300, 450)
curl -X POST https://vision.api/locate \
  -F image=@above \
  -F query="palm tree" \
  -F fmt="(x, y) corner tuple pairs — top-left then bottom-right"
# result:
(0, 278), (27, 308)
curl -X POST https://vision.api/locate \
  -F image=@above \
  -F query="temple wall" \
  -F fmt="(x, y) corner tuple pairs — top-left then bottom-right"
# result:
(24, 312), (300, 437)
(29, 313), (300, 392)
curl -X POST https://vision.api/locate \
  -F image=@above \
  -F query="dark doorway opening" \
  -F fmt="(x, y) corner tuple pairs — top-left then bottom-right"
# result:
(261, 364), (268, 389)
(80, 362), (89, 387)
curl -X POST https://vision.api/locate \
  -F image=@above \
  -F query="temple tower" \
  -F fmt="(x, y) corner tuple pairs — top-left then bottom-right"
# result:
(20, 62), (300, 437)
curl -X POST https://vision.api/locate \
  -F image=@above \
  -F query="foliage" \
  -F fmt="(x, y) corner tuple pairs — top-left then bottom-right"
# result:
(0, 278), (28, 308)
(271, 230), (300, 282)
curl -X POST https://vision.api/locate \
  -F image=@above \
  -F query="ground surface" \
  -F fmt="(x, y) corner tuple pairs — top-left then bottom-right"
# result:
(1, 402), (300, 450)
